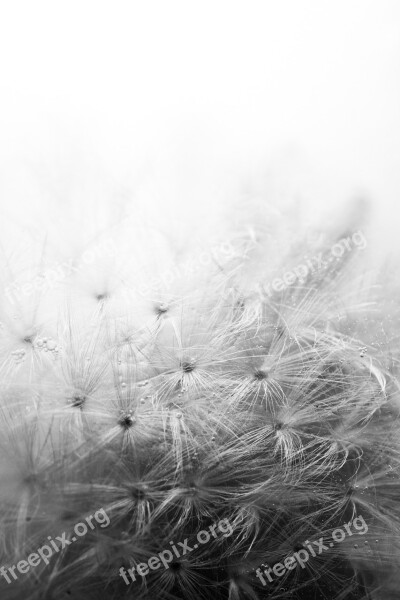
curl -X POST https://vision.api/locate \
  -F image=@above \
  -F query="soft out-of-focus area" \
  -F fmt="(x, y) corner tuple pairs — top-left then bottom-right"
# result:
(0, 0), (399, 260)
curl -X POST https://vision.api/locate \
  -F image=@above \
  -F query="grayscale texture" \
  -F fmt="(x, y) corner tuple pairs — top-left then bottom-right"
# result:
(0, 2), (400, 599)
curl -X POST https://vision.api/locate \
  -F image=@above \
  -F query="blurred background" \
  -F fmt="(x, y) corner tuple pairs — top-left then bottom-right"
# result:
(0, 0), (399, 255)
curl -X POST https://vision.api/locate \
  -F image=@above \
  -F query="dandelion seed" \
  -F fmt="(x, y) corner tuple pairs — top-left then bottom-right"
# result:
(2, 211), (400, 600)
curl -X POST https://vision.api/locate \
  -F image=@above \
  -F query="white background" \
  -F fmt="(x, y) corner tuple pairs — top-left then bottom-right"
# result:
(0, 1), (399, 245)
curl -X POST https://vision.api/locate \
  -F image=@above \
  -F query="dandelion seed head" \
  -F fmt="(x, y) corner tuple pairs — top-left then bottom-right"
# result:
(254, 368), (268, 380)
(69, 393), (87, 409)
(118, 413), (136, 429)
(181, 358), (196, 373)
(22, 331), (36, 344)
(155, 302), (169, 315)
(128, 483), (149, 500)
(2, 207), (400, 599)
